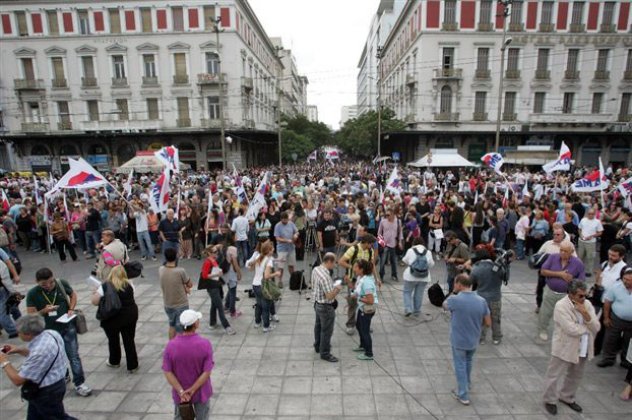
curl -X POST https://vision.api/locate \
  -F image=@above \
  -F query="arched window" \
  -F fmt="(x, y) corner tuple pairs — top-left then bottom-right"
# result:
(440, 86), (452, 114)
(205, 52), (220, 74)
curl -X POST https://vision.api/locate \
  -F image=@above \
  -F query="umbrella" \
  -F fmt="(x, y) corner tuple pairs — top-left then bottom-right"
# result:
(116, 155), (190, 174)
(408, 149), (476, 168)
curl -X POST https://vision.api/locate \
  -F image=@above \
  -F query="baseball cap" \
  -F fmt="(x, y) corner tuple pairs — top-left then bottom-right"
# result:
(179, 310), (202, 328)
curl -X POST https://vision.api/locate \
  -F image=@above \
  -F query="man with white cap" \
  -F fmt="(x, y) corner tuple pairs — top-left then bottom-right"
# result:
(163, 309), (214, 420)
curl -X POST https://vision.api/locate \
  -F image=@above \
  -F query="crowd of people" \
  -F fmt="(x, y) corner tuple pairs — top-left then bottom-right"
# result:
(0, 159), (631, 418)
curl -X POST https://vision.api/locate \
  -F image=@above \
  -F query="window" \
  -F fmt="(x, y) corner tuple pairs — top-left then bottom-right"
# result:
(566, 49), (579, 72)
(47, 10), (59, 35)
(143, 55), (156, 77)
(21, 58), (35, 80)
(57, 101), (70, 123)
(571, 2), (585, 25)
(510, 1), (523, 24)
(147, 98), (159, 120)
(440, 86), (452, 113)
(477, 48), (489, 71)
(27, 102), (41, 122)
(443, 0), (457, 24)
(474, 92), (487, 114)
(591, 93), (603, 114)
(621, 93), (631, 117)
(207, 96), (220, 119)
(174, 53), (187, 83)
(537, 49), (549, 71)
(78, 10), (90, 34)
(87, 100), (99, 121)
(204, 6), (216, 30)
(116, 99), (129, 120)
(504, 92), (516, 116)
(109, 9), (121, 33)
(172, 7), (184, 31)
(596, 50), (609, 72)
(442, 48), (454, 69)
(205, 52), (220, 74)
(562, 92), (574, 114)
(112, 55), (126, 79)
(626, 50), (632, 72)
(82, 56), (95, 78)
(51, 57), (65, 83)
(533, 92), (546, 113)
(16, 11), (27, 36)
(177, 97), (190, 120)
(141, 8), (152, 33)
(507, 48), (519, 71)
(479, 1), (492, 24)
(541, 2), (554, 24)
(602, 2), (616, 26)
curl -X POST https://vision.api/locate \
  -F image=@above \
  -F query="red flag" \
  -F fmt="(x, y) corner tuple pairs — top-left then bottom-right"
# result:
(1, 190), (9, 212)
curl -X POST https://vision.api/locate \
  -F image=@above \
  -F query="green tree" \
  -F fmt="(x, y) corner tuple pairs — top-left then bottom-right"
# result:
(281, 129), (314, 163)
(281, 114), (332, 149)
(335, 108), (406, 157)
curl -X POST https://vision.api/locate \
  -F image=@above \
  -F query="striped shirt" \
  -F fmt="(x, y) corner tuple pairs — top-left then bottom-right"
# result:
(19, 330), (67, 387)
(311, 265), (335, 304)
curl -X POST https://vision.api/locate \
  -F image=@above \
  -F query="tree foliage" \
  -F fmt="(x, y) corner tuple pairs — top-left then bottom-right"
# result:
(280, 114), (332, 162)
(281, 130), (314, 163)
(334, 108), (407, 157)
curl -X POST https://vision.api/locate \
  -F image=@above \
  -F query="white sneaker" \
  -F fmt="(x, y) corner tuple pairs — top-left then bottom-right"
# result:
(539, 332), (548, 341)
(75, 383), (92, 397)
(225, 327), (236, 335)
(346, 327), (355, 336)
(208, 325), (219, 331)
(141, 256), (147, 261)
(151, 256), (157, 261)
(254, 323), (261, 329)
(272, 314), (280, 323)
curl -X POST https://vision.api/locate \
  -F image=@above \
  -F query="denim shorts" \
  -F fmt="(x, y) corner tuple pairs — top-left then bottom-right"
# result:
(164, 306), (189, 331)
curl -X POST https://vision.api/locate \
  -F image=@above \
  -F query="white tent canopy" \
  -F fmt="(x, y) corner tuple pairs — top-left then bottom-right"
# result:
(116, 153), (190, 174)
(407, 149), (476, 168)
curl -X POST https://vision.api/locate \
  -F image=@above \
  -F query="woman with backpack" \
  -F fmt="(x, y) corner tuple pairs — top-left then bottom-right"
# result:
(401, 237), (435, 317)
(249, 241), (280, 333)
(200, 245), (236, 335)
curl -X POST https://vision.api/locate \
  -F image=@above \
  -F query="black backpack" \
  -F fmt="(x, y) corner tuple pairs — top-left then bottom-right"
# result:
(410, 248), (429, 278)
(427, 283), (446, 307)
(217, 247), (231, 274)
(290, 271), (308, 291)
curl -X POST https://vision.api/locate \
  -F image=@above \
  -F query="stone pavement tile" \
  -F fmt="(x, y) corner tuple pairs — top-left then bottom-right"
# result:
(256, 360), (286, 376)
(141, 414), (175, 420)
(488, 374), (527, 393)
(515, 373), (545, 392)
(373, 393), (412, 417)
(341, 394), (377, 416)
(281, 376), (312, 394)
(211, 393), (249, 415)
(342, 375), (373, 394)
(312, 376), (342, 394)
(133, 372), (171, 392)
(1, 391), (27, 410)
(261, 347), (291, 362)
(228, 360), (260, 376)
(571, 391), (627, 414)
(146, 389), (175, 413)
(511, 415), (550, 420)
(310, 394), (343, 416)
(60, 391), (94, 412)
(0, 411), (21, 420)
(251, 375), (283, 394)
(497, 391), (543, 415)
(84, 391), (127, 412)
(235, 345), (265, 361)
(285, 360), (314, 376)
(243, 393), (280, 416)
(428, 374), (458, 394)
(470, 393), (512, 416)
(404, 393), (443, 417)
(398, 375), (434, 394)
(371, 375), (404, 394)
(104, 372), (143, 391)
(221, 374), (255, 393)
(287, 347), (315, 361)
(393, 359), (425, 377)
(422, 358), (453, 375)
(517, 343), (550, 358)
(85, 371), (117, 390)
(265, 334), (291, 347)
(277, 394), (311, 416)
(117, 391), (160, 413)
(416, 345), (448, 360)
(436, 392), (479, 416)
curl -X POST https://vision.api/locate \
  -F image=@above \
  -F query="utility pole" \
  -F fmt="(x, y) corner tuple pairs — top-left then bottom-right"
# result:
(376, 46), (383, 157)
(213, 14), (227, 170)
(275, 46), (283, 167)
(494, 0), (512, 153)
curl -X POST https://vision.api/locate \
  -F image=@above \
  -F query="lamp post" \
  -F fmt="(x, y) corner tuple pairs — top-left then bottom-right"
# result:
(376, 46), (383, 157)
(494, 0), (512, 153)
(212, 15), (227, 170)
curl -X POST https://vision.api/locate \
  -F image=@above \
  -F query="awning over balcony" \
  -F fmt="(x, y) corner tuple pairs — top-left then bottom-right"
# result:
(407, 149), (475, 168)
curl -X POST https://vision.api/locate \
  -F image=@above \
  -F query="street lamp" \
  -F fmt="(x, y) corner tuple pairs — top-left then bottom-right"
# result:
(494, 0), (512, 153)
(376, 46), (383, 157)
(211, 14), (227, 170)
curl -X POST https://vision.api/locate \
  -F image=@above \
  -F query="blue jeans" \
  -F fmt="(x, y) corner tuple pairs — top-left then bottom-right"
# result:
(0, 287), (17, 336)
(253, 285), (271, 328)
(27, 378), (76, 420)
(356, 310), (374, 357)
(161, 240), (179, 262)
(452, 346), (476, 401)
(73, 230), (86, 252)
(207, 288), (230, 329)
(60, 325), (85, 387)
(85, 230), (101, 257)
(137, 231), (155, 258)
(379, 247), (398, 279)
(225, 285), (237, 314)
(236, 240), (249, 266)
(516, 238), (525, 259)
(403, 281), (427, 314)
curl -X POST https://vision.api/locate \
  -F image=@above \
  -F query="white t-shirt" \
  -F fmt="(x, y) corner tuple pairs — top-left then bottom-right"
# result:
(402, 245), (435, 282)
(231, 216), (249, 241)
(134, 211), (149, 232)
(515, 215), (530, 240)
(601, 260), (627, 292)
(251, 255), (273, 287)
(578, 218), (603, 243)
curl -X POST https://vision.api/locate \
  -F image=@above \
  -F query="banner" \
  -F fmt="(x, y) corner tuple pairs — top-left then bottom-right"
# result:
(123, 169), (134, 200)
(481, 153), (504, 175)
(617, 176), (632, 197)
(246, 172), (269, 220)
(154, 146), (180, 173)
(571, 157), (609, 193)
(232, 163), (248, 203)
(543, 141), (572, 173)
(307, 150), (318, 161)
(385, 167), (401, 195)
(150, 167), (171, 214)
(48, 157), (108, 195)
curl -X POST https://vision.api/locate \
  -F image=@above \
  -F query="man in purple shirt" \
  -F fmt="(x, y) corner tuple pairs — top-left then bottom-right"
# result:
(163, 310), (214, 420)
(377, 208), (404, 281)
(537, 241), (585, 342)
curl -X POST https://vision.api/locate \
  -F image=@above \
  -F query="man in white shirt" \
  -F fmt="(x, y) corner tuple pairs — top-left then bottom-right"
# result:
(231, 208), (250, 266)
(577, 209), (603, 277)
(133, 202), (156, 261)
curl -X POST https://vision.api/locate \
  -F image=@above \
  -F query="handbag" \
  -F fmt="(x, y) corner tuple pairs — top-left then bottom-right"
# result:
(56, 280), (88, 334)
(96, 282), (122, 321)
(362, 304), (376, 314)
(262, 279), (282, 301)
(21, 333), (60, 401)
(178, 402), (196, 420)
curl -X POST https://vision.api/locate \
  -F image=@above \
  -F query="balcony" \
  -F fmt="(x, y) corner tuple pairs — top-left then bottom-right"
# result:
(142, 76), (159, 86)
(405, 74), (416, 86)
(539, 23), (555, 32)
(198, 73), (225, 85)
(593, 70), (610, 81)
(477, 22), (493, 31)
(434, 112), (459, 122)
(57, 121), (72, 130)
(81, 119), (161, 131)
(564, 70), (580, 80)
(473, 112), (488, 121)
(241, 76), (253, 91)
(600, 23), (616, 33)
(619, 114), (632, 122)
(534, 70), (550, 80)
(200, 118), (221, 128)
(442, 22), (458, 31)
(624, 71), (632, 81)
(111, 77), (128, 87)
(21, 122), (48, 132)
(51, 78), (67, 88)
(570, 23), (585, 33)
(509, 23), (524, 32)
(81, 77), (97, 88)
(474, 69), (491, 80)
(530, 113), (615, 124)
(243, 119), (255, 129)
(14, 78), (44, 90)
(505, 69), (521, 80)
(405, 113), (416, 124)
(173, 74), (189, 85)
(433, 68), (463, 79)
(502, 112), (517, 121)
(176, 118), (191, 127)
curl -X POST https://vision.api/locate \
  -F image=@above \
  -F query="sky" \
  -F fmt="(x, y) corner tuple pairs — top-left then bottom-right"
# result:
(249, 0), (380, 130)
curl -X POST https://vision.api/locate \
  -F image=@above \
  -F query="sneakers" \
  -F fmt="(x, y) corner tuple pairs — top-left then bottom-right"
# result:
(151, 256), (157, 261)
(231, 311), (243, 319)
(493, 339), (501, 345)
(262, 325), (276, 333)
(404, 312), (412, 318)
(75, 383), (92, 397)
(451, 390), (470, 406)
(352, 346), (365, 352)
(391, 276), (398, 282)
(225, 327), (236, 336)
(356, 354), (373, 361)
(105, 360), (120, 368)
(254, 323), (261, 329)
(128, 367), (139, 374)
(538, 332), (548, 341)
(208, 324), (219, 331)
(345, 327), (355, 336)
(272, 314), (280, 323)
(141, 256), (147, 261)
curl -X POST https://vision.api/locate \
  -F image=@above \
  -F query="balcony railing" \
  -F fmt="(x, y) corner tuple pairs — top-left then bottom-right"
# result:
(442, 22), (458, 31)
(477, 22), (493, 31)
(21, 122), (48, 132)
(433, 68), (463, 79)
(241, 76), (253, 90)
(624, 70), (632, 81)
(539, 23), (555, 32)
(434, 112), (459, 122)
(530, 113), (615, 124)
(534, 69), (550, 80)
(173, 74), (189, 85)
(505, 69), (521, 79)
(509, 23), (524, 32)
(58, 121), (72, 130)
(600, 23), (616, 33)
(51, 78), (67, 88)
(198, 73), (225, 85)
(176, 118), (191, 127)
(474, 69), (491, 80)
(405, 113), (416, 124)
(14, 79), (44, 90)
(594, 70), (610, 81)
(200, 118), (221, 128)
(502, 112), (517, 121)
(564, 70), (580, 80)
(112, 77), (128, 87)
(473, 112), (488, 121)
(81, 77), (97, 87)
(405, 74), (416, 86)
(569, 23), (585, 33)
(619, 114), (632, 122)
(142, 76), (159, 86)
(244, 119), (255, 129)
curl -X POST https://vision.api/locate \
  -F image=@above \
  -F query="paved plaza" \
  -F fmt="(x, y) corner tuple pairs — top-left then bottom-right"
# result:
(0, 249), (629, 420)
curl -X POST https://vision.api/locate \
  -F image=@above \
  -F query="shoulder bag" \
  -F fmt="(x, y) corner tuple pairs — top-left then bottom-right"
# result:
(56, 280), (88, 334)
(21, 333), (60, 401)
(96, 282), (122, 321)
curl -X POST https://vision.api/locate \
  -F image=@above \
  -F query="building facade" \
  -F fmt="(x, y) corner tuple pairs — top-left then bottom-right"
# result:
(369, 0), (632, 167)
(0, 0), (300, 172)
(339, 105), (358, 126)
(306, 105), (318, 122)
(271, 38), (309, 117)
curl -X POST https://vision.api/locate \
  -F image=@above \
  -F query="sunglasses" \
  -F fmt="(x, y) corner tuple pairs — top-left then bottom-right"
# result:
(574, 294), (587, 299)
